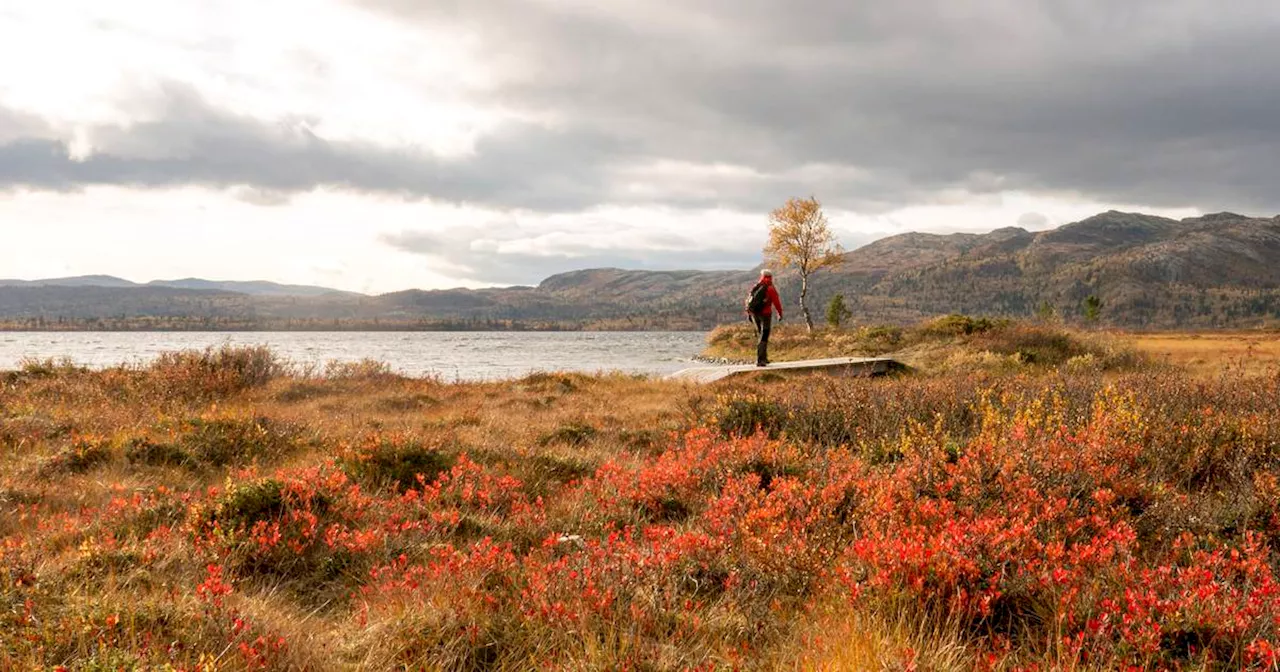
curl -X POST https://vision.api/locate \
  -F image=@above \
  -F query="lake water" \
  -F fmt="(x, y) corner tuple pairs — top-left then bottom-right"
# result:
(0, 331), (710, 381)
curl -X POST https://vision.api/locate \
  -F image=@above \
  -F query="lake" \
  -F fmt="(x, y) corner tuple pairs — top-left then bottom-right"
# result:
(0, 331), (710, 381)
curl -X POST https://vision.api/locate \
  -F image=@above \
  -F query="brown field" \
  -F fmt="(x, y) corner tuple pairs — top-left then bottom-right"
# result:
(1128, 330), (1280, 377)
(4, 327), (1280, 670)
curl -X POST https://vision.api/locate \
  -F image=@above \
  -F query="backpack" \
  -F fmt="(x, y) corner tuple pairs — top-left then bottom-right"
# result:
(746, 282), (769, 315)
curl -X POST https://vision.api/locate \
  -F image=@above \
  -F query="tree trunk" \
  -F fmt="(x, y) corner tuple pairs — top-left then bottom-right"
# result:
(800, 272), (814, 332)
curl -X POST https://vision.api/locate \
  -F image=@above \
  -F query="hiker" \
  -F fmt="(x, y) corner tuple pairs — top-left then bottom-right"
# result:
(744, 269), (784, 367)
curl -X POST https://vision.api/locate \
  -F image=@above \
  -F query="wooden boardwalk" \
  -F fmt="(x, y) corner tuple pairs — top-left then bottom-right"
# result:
(667, 356), (902, 383)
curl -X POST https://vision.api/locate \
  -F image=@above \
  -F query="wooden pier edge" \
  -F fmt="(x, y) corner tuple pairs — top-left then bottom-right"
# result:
(666, 356), (905, 383)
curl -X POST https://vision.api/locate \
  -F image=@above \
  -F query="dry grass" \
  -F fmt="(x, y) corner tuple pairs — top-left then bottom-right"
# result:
(1129, 330), (1280, 378)
(0, 361), (687, 670)
(704, 315), (1146, 375)
(789, 599), (974, 671)
(5, 337), (1280, 670)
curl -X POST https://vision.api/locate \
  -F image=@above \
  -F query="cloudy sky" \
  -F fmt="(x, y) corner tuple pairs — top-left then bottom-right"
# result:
(1, 0), (1275, 293)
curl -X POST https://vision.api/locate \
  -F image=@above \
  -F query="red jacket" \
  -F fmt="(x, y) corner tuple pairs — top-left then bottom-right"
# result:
(751, 277), (784, 318)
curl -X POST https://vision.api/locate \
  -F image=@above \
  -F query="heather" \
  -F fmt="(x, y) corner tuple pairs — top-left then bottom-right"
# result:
(2, 340), (1280, 670)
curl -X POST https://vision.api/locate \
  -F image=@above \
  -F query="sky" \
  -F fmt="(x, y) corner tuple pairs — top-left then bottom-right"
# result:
(1, 0), (1276, 294)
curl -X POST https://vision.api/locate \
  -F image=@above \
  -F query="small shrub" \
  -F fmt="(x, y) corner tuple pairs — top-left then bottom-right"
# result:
(324, 358), (397, 381)
(858, 325), (904, 350)
(179, 415), (297, 467)
(938, 349), (1024, 374)
(124, 437), (190, 467)
(517, 372), (583, 393)
(1063, 353), (1101, 374)
(527, 453), (594, 484)
(375, 393), (439, 413)
(920, 314), (1005, 337)
(0, 413), (72, 447)
(616, 428), (662, 453)
(537, 422), (598, 447)
(715, 395), (787, 439)
(341, 439), (455, 492)
(43, 436), (114, 474)
(741, 458), (806, 490)
(274, 381), (334, 403)
(114, 498), (187, 539)
(203, 479), (286, 529)
(148, 345), (286, 398)
(18, 356), (83, 378)
(783, 406), (859, 446)
(977, 324), (1084, 366)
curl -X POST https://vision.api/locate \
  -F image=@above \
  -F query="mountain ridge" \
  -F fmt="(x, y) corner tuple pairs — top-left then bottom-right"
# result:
(0, 275), (356, 297)
(3, 210), (1280, 329)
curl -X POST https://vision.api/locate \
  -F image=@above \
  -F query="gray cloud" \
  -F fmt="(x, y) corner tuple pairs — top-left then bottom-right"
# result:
(0, 107), (52, 144)
(0, 84), (628, 210)
(359, 0), (1280, 213)
(4, 1), (1280, 216)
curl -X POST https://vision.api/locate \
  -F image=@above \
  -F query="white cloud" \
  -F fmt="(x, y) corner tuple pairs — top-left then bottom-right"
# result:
(0, 0), (500, 153)
(0, 187), (484, 293)
(1, 185), (1206, 291)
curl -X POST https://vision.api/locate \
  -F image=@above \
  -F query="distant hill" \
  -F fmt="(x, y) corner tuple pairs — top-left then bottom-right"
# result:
(2, 211), (1279, 329)
(0, 275), (141, 289)
(145, 278), (356, 297)
(0, 276), (353, 298)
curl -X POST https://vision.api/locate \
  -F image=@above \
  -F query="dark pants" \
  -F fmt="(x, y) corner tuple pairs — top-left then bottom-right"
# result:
(752, 313), (772, 365)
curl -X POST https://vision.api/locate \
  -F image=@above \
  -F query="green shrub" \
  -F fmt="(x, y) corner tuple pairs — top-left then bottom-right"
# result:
(920, 314), (1006, 337)
(124, 437), (190, 467)
(857, 325), (905, 351)
(43, 436), (114, 474)
(537, 422), (598, 447)
(527, 453), (594, 484)
(179, 415), (297, 467)
(204, 479), (286, 529)
(616, 428), (662, 454)
(715, 395), (787, 439)
(341, 440), (455, 492)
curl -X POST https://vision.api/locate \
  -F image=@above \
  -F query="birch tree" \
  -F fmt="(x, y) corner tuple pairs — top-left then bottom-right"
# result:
(764, 196), (844, 332)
